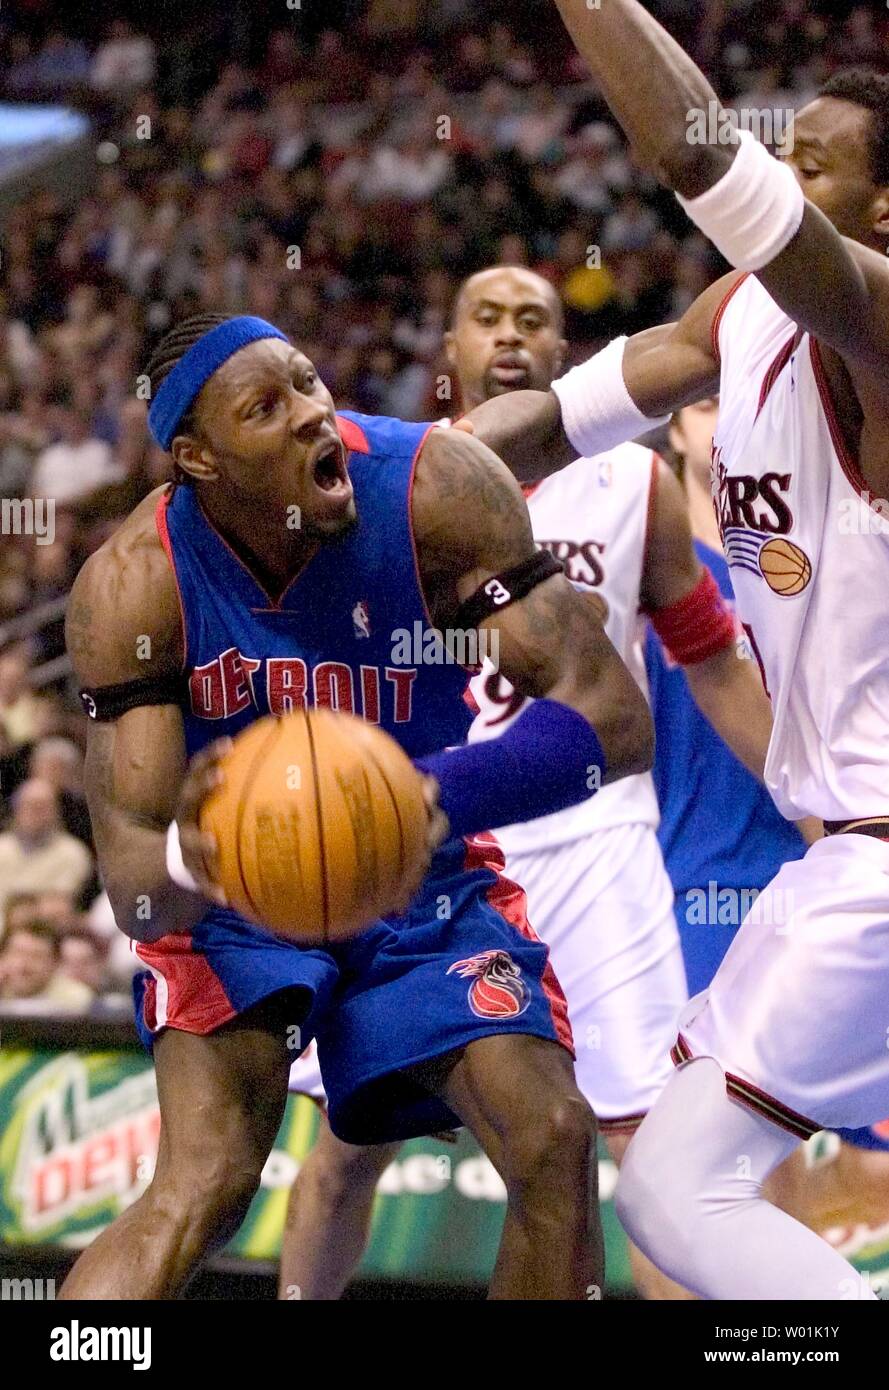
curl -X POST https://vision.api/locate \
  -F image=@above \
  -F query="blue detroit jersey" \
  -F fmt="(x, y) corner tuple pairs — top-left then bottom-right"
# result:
(136, 411), (570, 1142)
(644, 539), (806, 899)
(158, 411), (472, 761)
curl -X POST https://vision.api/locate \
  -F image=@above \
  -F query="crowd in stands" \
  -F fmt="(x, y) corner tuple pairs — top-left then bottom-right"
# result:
(0, 0), (885, 1012)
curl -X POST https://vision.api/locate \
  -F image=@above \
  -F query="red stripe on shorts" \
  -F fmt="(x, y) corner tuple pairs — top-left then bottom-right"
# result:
(135, 933), (236, 1035)
(462, 831), (574, 1055)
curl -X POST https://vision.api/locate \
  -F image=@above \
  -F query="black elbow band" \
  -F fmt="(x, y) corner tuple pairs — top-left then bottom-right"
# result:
(454, 549), (563, 631)
(80, 671), (185, 722)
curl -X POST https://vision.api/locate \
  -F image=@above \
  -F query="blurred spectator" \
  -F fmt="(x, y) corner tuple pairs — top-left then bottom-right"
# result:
(30, 891), (79, 931)
(91, 20), (157, 93)
(59, 926), (110, 996)
(0, 645), (45, 749)
(30, 400), (124, 505)
(2, 892), (40, 942)
(602, 192), (661, 254)
(6, 30), (90, 93)
(29, 736), (93, 848)
(0, 778), (92, 914)
(0, 919), (94, 1011)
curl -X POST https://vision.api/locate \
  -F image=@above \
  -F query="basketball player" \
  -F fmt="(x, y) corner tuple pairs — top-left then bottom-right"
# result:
(648, 397), (889, 1277)
(279, 265), (775, 1301)
(647, 399), (814, 994)
(460, 0), (889, 1298)
(60, 311), (655, 1301)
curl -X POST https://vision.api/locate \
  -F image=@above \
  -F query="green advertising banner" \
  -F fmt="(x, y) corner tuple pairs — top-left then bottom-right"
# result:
(0, 1044), (631, 1288)
(2, 1045), (887, 1295)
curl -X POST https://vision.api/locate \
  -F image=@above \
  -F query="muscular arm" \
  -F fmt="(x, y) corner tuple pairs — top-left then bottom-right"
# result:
(552, 0), (889, 373)
(66, 499), (206, 942)
(413, 427), (653, 779)
(463, 283), (729, 478)
(641, 460), (773, 780)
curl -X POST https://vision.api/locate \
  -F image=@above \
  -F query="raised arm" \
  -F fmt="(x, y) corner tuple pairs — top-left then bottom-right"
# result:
(66, 503), (212, 942)
(461, 277), (732, 478)
(551, 0), (889, 367)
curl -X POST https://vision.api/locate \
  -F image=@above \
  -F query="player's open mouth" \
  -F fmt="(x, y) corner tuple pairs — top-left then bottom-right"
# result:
(490, 354), (529, 384)
(311, 439), (352, 499)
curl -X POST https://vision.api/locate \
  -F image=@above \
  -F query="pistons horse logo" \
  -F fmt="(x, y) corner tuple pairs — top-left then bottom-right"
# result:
(447, 950), (531, 1019)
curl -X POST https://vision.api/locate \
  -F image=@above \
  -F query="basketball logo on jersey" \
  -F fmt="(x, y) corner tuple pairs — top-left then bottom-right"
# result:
(447, 950), (531, 1019)
(712, 445), (812, 597)
(352, 600), (371, 639)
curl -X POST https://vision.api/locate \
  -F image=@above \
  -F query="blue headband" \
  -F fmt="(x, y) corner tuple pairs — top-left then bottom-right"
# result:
(147, 316), (289, 450)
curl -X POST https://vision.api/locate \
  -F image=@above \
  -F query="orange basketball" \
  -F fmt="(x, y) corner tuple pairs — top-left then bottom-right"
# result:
(199, 709), (430, 945)
(758, 537), (812, 597)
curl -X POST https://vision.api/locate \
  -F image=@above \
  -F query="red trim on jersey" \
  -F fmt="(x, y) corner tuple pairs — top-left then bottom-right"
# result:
(463, 684), (481, 716)
(672, 1034), (820, 1141)
(755, 329), (801, 421)
(642, 450), (661, 578)
(521, 479), (544, 500)
(809, 340), (885, 526)
(135, 934), (237, 1035)
(155, 490), (188, 673)
(711, 272), (750, 365)
(336, 414), (371, 456)
(462, 831), (574, 1055)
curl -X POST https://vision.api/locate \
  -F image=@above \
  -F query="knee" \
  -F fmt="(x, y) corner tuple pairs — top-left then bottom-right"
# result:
(614, 1130), (665, 1243)
(297, 1140), (393, 1209)
(151, 1143), (266, 1244)
(502, 1092), (596, 1198)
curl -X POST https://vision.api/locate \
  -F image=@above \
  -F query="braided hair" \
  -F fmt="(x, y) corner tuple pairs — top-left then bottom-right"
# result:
(145, 313), (229, 481)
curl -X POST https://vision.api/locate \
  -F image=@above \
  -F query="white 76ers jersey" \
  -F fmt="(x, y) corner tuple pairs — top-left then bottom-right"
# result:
(468, 442), (661, 853)
(713, 274), (889, 821)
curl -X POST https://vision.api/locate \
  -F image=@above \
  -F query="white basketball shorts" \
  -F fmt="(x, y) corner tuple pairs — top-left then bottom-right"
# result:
(675, 832), (889, 1137)
(504, 822), (688, 1131)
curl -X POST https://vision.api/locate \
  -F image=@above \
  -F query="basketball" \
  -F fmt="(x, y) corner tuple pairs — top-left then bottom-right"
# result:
(758, 538), (813, 596)
(199, 709), (430, 945)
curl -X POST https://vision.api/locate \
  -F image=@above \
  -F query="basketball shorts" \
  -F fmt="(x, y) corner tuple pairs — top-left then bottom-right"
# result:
(674, 833), (889, 1137)
(503, 823), (687, 1134)
(132, 832), (572, 1144)
(674, 892), (745, 1000)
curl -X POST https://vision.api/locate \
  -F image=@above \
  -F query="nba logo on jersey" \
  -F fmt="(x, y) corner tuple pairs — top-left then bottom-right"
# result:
(598, 461), (613, 488)
(352, 600), (371, 639)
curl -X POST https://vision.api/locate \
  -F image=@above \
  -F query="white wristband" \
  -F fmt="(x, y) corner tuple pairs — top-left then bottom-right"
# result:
(551, 336), (670, 459)
(676, 128), (805, 272)
(166, 821), (198, 892)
